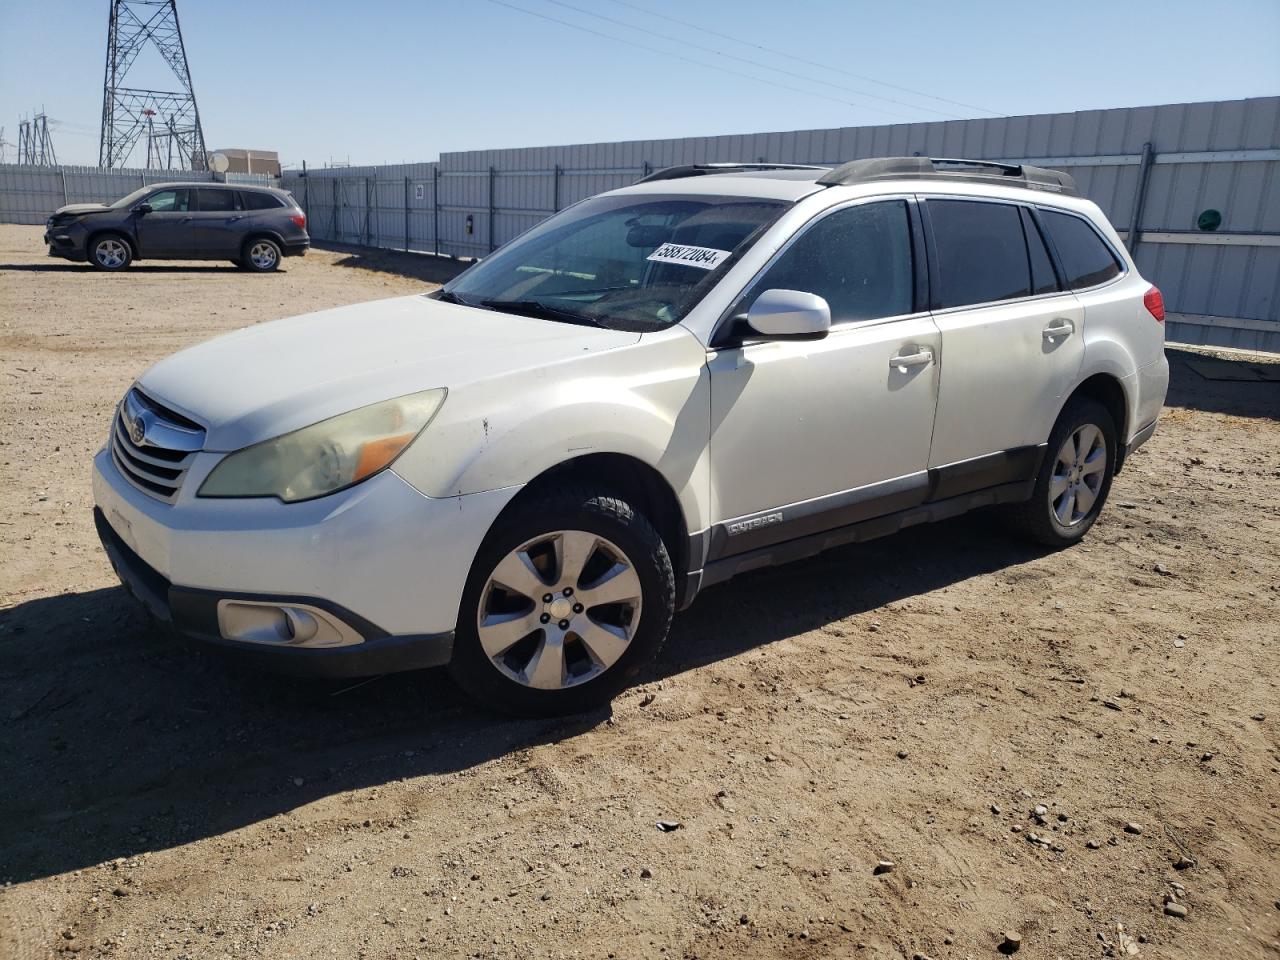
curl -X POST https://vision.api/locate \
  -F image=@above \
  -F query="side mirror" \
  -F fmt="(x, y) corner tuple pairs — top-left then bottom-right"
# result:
(744, 288), (831, 340)
(133, 203), (152, 215)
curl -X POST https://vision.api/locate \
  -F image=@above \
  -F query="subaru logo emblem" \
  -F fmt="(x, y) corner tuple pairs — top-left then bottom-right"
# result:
(129, 414), (146, 445)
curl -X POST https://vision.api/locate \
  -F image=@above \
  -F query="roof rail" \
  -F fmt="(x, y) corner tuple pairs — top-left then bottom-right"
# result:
(636, 162), (830, 184)
(816, 156), (1080, 196)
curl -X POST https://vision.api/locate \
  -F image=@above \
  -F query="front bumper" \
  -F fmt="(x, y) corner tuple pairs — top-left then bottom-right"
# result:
(45, 226), (88, 261)
(92, 447), (519, 677)
(96, 507), (454, 677)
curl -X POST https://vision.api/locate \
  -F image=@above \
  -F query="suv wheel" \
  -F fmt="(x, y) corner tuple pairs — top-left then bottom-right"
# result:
(90, 235), (133, 271)
(449, 488), (675, 716)
(242, 238), (281, 272)
(1004, 397), (1116, 548)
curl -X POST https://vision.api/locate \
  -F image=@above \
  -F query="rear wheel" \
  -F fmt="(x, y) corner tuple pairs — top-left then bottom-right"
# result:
(1003, 397), (1116, 547)
(449, 488), (674, 716)
(242, 238), (281, 272)
(90, 234), (132, 271)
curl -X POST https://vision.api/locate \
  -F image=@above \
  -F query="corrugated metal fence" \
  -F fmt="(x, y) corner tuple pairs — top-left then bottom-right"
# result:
(1, 97), (1276, 350)
(281, 97), (1280, 352)
(0, 164), (276, 224)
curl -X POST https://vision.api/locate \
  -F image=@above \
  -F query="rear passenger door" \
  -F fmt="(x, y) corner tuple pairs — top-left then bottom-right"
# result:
(923, 197), (1084, 476)
(190, 187), (249, 258)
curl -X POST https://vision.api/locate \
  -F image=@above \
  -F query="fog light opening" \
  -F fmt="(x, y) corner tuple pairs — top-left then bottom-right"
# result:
(216, 599), (364, 648)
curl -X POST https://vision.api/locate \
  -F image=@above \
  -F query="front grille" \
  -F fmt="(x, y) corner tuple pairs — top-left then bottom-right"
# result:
(110, 388), (205, 503)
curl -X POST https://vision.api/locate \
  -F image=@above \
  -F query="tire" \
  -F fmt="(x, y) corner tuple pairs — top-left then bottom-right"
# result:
(449, 487), (675, 716)
(241, 237), (281, 272)
(89, 234), (133, 271)
(1003, 397), (1117, 548)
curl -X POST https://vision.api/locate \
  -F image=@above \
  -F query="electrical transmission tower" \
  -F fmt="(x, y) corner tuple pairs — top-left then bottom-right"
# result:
(99, 0), (206, 170)
(17, 112), (58, 166)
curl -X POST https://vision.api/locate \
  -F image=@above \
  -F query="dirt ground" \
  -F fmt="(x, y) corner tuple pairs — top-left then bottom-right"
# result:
(1, 221), (1277, 960)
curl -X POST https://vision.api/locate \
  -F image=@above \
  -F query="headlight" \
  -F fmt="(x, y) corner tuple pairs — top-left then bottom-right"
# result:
(198, 388), (445, 503)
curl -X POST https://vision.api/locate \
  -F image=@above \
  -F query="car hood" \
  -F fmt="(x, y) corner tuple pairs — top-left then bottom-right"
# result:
(136, 295), (642, 451)
(53, 203), (112, 216)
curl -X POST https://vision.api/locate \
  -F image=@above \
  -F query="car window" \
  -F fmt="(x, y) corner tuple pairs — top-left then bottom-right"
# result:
(738, 200), (914, 324)
(1040, 209), (1122, 289)
(195, 188), (240, 212)
(243, 191), (284, 211)
(146, 190), (190, 213)
(444, 194), (787, 332)
(1022, 208), (1060, 295)
(928, 200), (1031, 308)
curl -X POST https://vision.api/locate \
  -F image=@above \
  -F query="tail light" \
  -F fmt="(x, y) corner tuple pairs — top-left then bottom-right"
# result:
(1143, 286), (1165, 323)
(290, 213), (306, 228)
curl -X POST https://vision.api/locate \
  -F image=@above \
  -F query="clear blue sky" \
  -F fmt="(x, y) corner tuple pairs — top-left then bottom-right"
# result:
(2, 0), (1277, 168)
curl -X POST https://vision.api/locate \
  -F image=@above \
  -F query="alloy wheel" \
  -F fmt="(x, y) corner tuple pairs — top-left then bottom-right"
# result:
(1049, 423), (1107, 526)
(477, 530), (643, 690)
(95, 239), (127, 268)
(249, 241), (278, 270)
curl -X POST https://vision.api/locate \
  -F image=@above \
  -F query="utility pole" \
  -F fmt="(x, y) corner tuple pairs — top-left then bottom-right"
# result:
(99, 0), (206, 169)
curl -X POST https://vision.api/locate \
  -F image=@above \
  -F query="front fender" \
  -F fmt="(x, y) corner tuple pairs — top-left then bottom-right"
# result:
(391, 328), (712, 532)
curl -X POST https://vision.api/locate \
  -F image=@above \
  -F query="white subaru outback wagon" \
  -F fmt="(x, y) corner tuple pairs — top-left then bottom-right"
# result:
(93, 157), (1170, 715)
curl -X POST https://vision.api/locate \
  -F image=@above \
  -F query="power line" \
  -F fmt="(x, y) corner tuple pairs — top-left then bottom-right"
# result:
(481, 0), (938, 123)
(603, 0), (1002, 117)
(542, 0), (966, 120)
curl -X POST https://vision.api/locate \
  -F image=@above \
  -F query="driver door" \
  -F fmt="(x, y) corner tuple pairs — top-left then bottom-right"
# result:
(706, 198), (941, 559)
(135, 188), (194, 257)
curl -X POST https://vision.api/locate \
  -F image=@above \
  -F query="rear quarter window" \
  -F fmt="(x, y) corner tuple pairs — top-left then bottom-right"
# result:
(243, 191), (285, 211)
(1040, 209), (1123, 289)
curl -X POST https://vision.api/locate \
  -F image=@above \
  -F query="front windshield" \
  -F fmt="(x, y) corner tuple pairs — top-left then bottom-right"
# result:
(442, 193), (788, 332)
(110, 186), (153, 209)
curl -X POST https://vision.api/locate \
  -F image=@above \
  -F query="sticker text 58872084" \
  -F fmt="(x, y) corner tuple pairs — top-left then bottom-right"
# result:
(645, 242), (731, 271)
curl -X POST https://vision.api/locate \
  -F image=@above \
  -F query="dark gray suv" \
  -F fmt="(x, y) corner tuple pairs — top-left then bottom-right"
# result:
(44, 182), (309, 272)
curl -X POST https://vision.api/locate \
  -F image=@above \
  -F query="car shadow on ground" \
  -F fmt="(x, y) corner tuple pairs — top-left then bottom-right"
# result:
(314, 242), (470, 286)
(1164, 346), (1279, 420)
(0, 511), (1038, 884)
(0, 263), (247, 273)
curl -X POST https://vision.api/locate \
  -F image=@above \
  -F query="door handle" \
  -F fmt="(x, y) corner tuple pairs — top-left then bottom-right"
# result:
(228, 215), (244, 222)
(1043, 319), (1075, 340)
(180, 216), (194, 223)
(889, 348), (933, 372)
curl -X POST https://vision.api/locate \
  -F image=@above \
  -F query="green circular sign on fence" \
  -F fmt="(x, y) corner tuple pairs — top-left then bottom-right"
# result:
(1197, 209), (1222, 232)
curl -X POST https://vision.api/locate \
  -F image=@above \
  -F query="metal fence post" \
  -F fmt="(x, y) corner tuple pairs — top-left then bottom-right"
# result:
(59, 168), (68, 205)
(433, 167), (440, 257)
(488, 165), (496, 253)
(1127, 141), (1155, 254)
(552, 164), (561, 212)
(404, 176), (411, 252)
(642, 161), (651, 180)
(365, 176), (373, 246)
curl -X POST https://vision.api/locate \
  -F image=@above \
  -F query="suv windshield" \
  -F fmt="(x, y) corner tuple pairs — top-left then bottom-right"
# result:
(441, 193), (788, 332)
(109, 186), (155, 209)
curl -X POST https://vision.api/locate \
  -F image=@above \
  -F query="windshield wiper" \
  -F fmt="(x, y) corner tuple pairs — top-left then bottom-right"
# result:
(479, 298), (605, 328)
(434, 289), (479, 307)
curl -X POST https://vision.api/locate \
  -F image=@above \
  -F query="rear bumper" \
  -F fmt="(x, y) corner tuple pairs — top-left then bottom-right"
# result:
(95, 506), (454, 677)
(283, 238), (309, 257)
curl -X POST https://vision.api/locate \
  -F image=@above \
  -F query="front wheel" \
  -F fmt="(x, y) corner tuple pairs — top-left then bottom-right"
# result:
(1003, 397), (1117, 548)
(90, 235), (133, 271)
(449, 488), (675, 716)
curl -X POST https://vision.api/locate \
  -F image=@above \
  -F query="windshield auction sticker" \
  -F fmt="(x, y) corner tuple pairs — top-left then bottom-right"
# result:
(646, 243), (731, 270)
